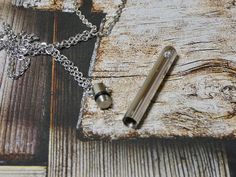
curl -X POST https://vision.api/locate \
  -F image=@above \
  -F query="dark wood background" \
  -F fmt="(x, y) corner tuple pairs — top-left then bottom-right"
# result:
(0, 5), (53, 165)
(0, 1), (236, 176)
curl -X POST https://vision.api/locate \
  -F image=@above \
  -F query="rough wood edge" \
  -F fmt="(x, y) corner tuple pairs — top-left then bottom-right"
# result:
(12, 0), (83, 12)
(77, 28), (102, 141)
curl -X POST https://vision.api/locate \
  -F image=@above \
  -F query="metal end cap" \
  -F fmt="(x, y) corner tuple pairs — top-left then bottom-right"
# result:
(96, 94), (112, 110)
(123, 117), (137, 129)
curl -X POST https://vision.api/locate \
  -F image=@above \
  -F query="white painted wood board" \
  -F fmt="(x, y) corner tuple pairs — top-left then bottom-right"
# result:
(12, 0), (82, 11)
(0, 166), (47, 177)
(78, 0), (236, 140)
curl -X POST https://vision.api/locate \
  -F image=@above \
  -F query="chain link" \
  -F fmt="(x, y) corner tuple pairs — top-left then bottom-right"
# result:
(7, 56), (31, 79)
(0, 0), (127, 91)
(99, 0), (127, 37)
(53, 0), (126, 49)
(45, 44), (92, 91)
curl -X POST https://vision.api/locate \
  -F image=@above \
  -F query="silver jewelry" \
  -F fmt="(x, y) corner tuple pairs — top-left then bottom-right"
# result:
(123, 46), (178, 129)
(0, 0), (126, 109)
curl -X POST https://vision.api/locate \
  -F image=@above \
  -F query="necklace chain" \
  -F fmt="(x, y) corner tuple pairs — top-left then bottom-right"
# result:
(0, 0), (126, 93)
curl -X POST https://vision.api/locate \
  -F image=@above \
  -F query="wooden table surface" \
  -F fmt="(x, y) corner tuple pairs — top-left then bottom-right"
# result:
(0, 0), (236, 176)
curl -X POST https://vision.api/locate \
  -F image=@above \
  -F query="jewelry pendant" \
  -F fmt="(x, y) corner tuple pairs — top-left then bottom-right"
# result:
(123, 46), (178, 129)
(92, 83), (112, 110)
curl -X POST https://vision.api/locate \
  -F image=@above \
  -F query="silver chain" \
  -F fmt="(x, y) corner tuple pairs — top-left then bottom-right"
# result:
(0, 0), (126, 92)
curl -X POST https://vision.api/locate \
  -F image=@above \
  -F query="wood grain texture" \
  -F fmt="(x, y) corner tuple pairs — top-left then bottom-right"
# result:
(78, 0), (236, 140)
(47, 10), (231, 177)
(0, 166), (46, 177)
(0, 0), (53, 164)
(12, 0), (82, 11)
(12, 0), (122, 13)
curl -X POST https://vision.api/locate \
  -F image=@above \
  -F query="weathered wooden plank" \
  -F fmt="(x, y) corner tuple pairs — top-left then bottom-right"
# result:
(78, 0), (236, 140)
(47, 11), (231, 177)
(12, 0), (82, 11)
(0, 0), (53, 163)
(12, 0), (121, 13)
(0, 166), (46, 177)
(11, 0), (77, 11)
